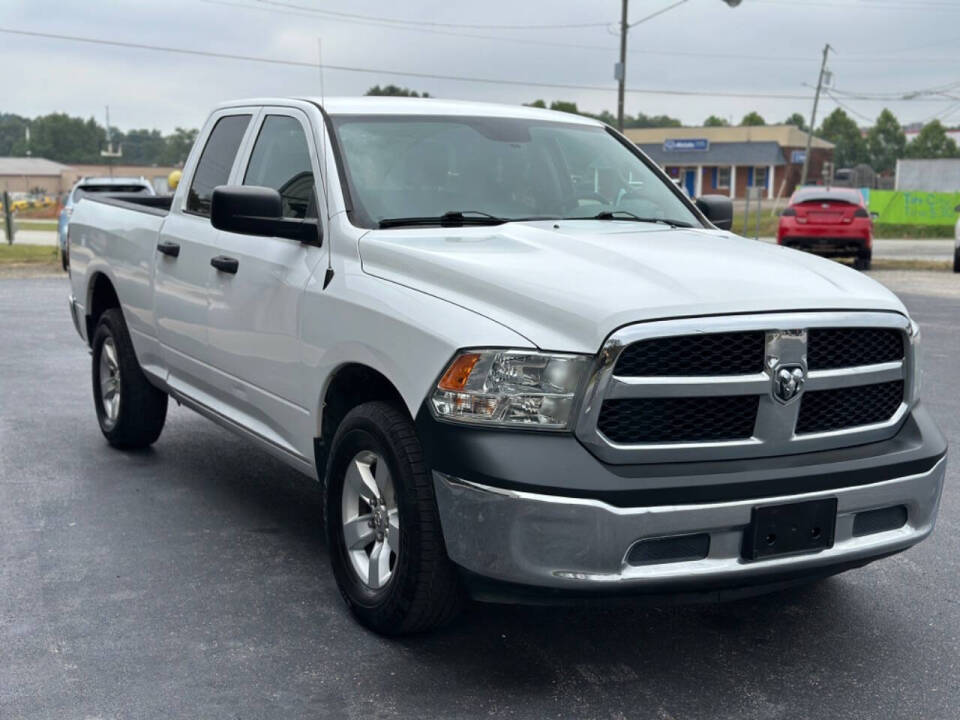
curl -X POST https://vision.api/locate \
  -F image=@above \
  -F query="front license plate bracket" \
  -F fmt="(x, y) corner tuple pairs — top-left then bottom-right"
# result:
(743, 498), (838, 560)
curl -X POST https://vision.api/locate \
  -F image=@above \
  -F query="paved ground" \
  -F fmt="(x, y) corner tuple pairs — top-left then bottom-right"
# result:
(1, 276), (957, 720)
(755, 236), (955, 262)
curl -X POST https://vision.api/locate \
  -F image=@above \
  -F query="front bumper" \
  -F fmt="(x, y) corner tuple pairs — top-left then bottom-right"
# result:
(434, 455), (946, 594)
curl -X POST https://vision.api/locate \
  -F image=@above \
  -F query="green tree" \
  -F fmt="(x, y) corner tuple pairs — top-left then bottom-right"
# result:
(161, 127), (198, 166)
(365, 84), (430, 98)
(740, 111), (765, 126)
(703, 115), (730, 127)
(783, 112), (808, 131)
(905, 120), (959, 159)
(0, 113), (30, 155)
(549, 100), (580, 115)
(818, 108), (868, 168)
(115, 129), (166, 165)
(867, 109), (906, 174)
(28, 113), (105, 163)
(525, 99), (547, 108)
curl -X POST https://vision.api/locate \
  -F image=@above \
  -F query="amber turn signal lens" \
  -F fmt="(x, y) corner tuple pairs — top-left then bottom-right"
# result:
(438, 353), (481, 391)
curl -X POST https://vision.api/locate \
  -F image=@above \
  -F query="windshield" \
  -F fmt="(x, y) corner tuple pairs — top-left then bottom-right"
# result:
(329, 114), (702, 229)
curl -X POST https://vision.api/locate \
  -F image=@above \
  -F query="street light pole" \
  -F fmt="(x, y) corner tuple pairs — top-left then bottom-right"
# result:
(801, 43), (832, 187)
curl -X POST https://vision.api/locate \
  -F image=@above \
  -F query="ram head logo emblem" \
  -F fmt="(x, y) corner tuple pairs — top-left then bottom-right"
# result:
(773, 365), (806, 404)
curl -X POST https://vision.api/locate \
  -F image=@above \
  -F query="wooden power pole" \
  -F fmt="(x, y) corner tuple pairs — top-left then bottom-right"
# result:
(801, 43), (832, 187)
(616, 0), (628, 132)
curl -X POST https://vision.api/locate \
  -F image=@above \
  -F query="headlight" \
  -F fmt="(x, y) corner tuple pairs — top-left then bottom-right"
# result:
(430, 349), (592, 429)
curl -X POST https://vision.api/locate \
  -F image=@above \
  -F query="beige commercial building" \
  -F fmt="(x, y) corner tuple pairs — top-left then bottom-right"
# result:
(0, 158), (181, 196)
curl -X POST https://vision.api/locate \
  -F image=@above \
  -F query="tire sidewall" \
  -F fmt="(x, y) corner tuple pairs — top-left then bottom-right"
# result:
(91, 316), (121, 435)
(324, 412), (419, 619)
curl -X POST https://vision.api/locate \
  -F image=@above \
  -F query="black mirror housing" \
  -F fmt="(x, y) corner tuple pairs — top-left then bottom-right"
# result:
(211, 185), (321, 245)
(695, 194), (734, 231)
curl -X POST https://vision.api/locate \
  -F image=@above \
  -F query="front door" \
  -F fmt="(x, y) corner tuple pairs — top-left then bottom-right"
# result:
(204, 108), (327, 461)
(154, 110), (255, 398)
(682, 168), (696, 198)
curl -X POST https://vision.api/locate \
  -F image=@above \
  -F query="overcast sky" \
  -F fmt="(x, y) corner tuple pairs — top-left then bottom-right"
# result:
(1, 0), (957, 133)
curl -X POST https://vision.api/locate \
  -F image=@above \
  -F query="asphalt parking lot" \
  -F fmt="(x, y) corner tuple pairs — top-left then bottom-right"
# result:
(1, 275), (957, 720)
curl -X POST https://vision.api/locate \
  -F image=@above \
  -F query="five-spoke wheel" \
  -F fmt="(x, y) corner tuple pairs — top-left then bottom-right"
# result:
(341, 450), (401, 590)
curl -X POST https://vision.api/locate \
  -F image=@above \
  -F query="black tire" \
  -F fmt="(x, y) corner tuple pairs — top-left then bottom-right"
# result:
(854, 252), (871, 271)
(323, 401), (463, 635)
(91, 308), (167, 449)
(60, 249), (68, 272)
(954, 247), (960, 273)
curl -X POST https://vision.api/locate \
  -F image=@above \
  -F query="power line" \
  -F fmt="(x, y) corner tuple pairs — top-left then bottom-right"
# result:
(5, 24), (960, 107)
(200, 0), (960, 65)
(252, 0), (613, 30)
(0, 25), (817, 99)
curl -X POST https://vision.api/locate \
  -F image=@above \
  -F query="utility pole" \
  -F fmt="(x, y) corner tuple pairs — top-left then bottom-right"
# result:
(800, 43), (832, 187)
(615, 0), (705, 132)
(616, 0), (628, 131)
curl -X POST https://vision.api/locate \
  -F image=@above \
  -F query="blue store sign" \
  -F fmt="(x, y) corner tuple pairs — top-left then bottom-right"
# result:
(663, 138), (710, 152)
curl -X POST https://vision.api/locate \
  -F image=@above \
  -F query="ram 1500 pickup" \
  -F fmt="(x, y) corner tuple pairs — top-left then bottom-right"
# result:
(67, 98), (947, 635)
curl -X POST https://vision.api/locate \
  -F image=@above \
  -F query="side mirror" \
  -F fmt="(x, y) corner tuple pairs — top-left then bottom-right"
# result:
(695, 194), (734, 231)
(211, 185), (321, 245)
(870, 212), (879, 221)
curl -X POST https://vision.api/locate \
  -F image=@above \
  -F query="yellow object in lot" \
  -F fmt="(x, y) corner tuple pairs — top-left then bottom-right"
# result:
(168, 170), (182, 191)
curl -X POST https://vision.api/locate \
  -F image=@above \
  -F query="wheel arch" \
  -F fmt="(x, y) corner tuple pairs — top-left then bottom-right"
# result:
(85, 271), (122, 345)
(315, 362), (409, 475)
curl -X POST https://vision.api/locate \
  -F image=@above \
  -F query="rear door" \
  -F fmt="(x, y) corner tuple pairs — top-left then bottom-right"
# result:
(154, 109), (255, 397)
(204, 107), (326, 460)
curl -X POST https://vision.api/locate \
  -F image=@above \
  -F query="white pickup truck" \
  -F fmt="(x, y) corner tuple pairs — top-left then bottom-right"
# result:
(67, 98), (946, 635)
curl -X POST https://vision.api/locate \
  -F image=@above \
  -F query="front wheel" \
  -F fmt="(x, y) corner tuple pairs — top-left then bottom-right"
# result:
(91, 308), (168, 448)
(323, 401), (462, 635)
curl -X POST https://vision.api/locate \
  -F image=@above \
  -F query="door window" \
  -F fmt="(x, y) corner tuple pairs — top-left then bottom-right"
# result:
(186, 114), (251, 216)
(243, 115), (316, 219)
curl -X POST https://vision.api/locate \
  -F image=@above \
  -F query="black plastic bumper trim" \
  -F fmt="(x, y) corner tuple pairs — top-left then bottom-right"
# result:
(416, 402), (946, 507)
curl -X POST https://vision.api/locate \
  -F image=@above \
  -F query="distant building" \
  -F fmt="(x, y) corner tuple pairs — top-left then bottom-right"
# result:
(895, 158), (960, 192)
(0, 157), (181, 196)
(0, 157), (73, 195)
(623, 125), (835, 200)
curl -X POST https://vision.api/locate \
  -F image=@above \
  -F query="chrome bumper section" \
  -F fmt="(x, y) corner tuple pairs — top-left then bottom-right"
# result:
(433, 456), (946, 591)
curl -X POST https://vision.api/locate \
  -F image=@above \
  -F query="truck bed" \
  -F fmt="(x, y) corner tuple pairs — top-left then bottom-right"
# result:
(83, 192), (174, 217)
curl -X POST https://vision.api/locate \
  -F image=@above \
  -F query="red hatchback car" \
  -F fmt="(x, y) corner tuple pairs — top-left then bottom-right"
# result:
(777, 187), (873, 270)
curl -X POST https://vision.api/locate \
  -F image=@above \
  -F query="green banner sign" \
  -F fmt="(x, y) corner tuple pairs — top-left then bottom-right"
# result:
(867, 189), (960, 226)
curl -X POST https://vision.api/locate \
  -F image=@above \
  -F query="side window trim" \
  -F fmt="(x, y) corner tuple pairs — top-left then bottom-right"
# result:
(177, 107), (261, 219)
(235, 106), (327, 233)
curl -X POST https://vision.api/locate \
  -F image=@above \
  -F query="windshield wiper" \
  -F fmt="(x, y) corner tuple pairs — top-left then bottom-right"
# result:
(378, 210), (508, 229)
(568, 210), (693, 228)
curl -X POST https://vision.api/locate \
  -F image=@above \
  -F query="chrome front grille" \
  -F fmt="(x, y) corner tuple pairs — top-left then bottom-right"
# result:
(576, 312), (916, 464)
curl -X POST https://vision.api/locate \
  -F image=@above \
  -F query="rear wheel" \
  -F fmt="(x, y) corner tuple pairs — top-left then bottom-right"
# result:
(854, 251), (872, 271)
(954, 247), (960, 273)
(324, 401), (462, 635)
(91, 308), (167, 448)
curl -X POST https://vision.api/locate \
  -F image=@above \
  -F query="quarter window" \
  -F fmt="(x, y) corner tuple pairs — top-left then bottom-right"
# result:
(186, 114), (251, 216)
(243, 115), (316, 219)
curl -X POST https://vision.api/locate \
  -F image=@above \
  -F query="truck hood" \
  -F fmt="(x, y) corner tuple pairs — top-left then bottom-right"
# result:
(358, 221), (907, 352)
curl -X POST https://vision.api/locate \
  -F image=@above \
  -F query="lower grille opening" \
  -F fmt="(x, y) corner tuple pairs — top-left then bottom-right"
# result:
(796, 380), (904, 434)
(852, 505), (908, 537)
(598, 396), (758, 444)
(626, 533), (711, 566)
